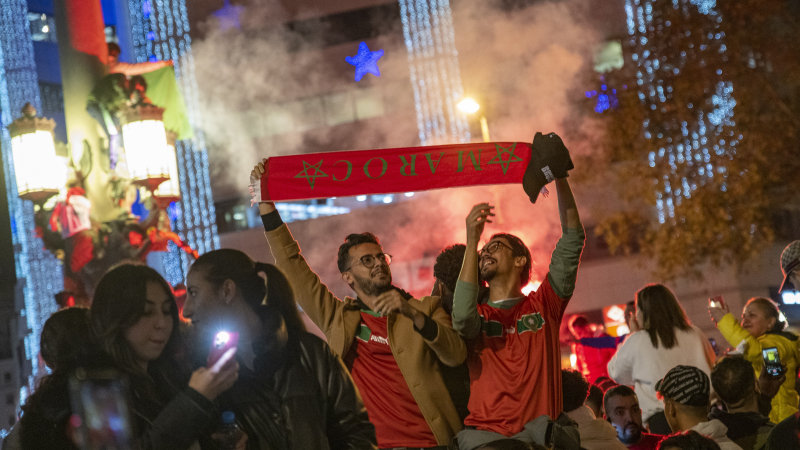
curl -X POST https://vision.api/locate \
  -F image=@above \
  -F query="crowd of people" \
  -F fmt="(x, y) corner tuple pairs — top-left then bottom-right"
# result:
(4, 133), (800, 450)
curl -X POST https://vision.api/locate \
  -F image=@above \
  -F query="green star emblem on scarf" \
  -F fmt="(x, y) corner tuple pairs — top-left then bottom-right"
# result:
(487, 143), (524, 175)
(295, 160), (329, 189)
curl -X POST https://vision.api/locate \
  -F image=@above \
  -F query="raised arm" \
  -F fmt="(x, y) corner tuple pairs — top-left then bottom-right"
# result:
(252, 161), (344, 337)
(109, 60), (173, 76)
(451, 203), (493, 339)
(547, 178), (585, 301)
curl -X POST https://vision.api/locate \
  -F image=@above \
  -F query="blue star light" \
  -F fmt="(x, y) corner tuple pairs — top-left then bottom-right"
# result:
(346, 42), (384, 82)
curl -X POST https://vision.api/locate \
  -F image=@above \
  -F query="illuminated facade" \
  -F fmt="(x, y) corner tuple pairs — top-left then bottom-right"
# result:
(624, 0), (736, 224)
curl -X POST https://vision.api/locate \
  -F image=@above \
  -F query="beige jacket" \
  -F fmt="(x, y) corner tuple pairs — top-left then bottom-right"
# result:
(265, 224), (467, 445)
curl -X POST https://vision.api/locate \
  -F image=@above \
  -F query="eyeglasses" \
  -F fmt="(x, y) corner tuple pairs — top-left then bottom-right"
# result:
(480, 240), (514, 256)
(347, 253), (393, 271)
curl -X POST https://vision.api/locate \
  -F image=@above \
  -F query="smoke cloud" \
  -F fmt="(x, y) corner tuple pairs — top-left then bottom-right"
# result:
(194, 0), (620, 296)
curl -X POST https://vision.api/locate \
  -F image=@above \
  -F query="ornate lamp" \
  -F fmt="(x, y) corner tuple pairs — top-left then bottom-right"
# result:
(120, 105), (170, 192)
(153, 131), (181, 209)
(7, 104), (65, 203)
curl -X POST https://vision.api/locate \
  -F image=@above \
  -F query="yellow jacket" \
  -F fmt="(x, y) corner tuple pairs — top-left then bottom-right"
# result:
(264, 224), (467, 445)
(718, 313), (800, 423)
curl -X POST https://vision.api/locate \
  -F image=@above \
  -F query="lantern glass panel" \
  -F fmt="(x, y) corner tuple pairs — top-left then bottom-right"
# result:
(155, 143), (180, 199)
(121, 119), (169, 181)
(11, 130), (62, 196)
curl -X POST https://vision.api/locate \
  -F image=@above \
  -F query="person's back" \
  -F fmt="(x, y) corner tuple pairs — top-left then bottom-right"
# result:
(709, 356), (774, 450)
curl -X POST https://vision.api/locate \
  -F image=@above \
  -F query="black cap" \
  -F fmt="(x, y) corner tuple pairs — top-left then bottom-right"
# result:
(656, 365), (710, 407)
(522, 132), (574, 203)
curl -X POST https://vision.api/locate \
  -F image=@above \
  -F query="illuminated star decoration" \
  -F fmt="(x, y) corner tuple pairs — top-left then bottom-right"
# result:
(487, 143), (524, 174)
(346, 42), (384, 82)
(294, 160), (328, 189)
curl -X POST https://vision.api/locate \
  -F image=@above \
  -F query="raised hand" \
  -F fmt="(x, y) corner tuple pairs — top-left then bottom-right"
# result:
(189, 347), (239, 401)
(251, 158), (276, 214)
(465, 203), (494, 246)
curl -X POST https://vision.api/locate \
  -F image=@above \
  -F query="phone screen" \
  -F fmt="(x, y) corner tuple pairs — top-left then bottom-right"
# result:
(762, 347), (783, 377)
(69, 369), (134, 450)
(708, 338), (718, 356)
(708, 295), (725, 309)
(207, 331), (239, 367)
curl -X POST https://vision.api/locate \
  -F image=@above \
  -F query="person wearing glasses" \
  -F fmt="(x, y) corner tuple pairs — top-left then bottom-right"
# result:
(249, 160), (467, 450)
(451, 176), (584, 449)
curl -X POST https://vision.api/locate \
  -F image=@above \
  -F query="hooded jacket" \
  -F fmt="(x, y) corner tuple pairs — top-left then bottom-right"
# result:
(708, 408), (773, 450)
(690, 419), (743, 450)
(717, 313), (800, 423)
(566, 406), (627, 450)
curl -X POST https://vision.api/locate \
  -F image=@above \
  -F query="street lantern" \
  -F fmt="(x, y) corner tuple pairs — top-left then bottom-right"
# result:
(7, 103), (64, 203)
(120, 105), (170, 192)
(457, 97), (491, 143)
(153, 131), (181, 209)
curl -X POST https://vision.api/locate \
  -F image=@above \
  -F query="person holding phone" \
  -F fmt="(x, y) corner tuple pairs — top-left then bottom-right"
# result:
(709, 297), (800, 423)
(183, 249), (377, 450)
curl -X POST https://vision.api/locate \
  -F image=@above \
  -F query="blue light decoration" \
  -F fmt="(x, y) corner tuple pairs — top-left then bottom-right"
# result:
(0, 0), (62, 388)
(585, 83), (619, 113)
(625, 0), (735, 224)
(128, 0), (220, 285)
(398, 0), (470, 145)
(346, 42), (384, 82)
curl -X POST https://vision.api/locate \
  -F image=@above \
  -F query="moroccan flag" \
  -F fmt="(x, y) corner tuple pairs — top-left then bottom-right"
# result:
(250, 132), (573, 204)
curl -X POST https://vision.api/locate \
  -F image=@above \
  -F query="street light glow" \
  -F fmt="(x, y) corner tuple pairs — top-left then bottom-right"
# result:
(457, 98), (480, 114)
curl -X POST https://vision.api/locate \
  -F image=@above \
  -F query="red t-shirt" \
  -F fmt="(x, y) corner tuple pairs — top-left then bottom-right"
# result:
(344, 311), (437, 448)
(628, 433), (663, 450)
(464, 277), (566, 436)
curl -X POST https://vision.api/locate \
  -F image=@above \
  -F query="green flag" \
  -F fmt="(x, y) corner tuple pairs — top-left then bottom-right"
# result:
(141, 66), (193, 140)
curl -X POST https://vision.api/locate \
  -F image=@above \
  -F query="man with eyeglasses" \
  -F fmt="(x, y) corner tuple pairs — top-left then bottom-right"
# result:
(250, 160), (467, 450)
(451, 135), (585, 449)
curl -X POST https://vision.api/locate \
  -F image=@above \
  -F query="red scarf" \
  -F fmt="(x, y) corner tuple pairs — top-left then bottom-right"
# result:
(250, 142), (540, 203)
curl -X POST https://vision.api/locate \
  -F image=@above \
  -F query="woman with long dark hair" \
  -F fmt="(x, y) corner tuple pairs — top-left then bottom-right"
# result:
(184, 249), (377, 449)
(608, 284), (716, 435)
(710, 297), (799, 423)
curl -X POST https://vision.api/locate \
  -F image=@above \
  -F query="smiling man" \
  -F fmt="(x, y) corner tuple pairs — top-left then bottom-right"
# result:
(250, 160), (466, 450)
(450, 133), (585, 449)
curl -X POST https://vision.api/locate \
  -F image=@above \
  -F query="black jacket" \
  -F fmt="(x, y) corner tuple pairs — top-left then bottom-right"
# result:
(216, 331), (377, 450)
(708, 408), (774, 450)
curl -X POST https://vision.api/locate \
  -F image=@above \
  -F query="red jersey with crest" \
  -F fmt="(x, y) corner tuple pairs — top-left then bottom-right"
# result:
(464, 276), (567, 436)
(343, 310), (437, 448)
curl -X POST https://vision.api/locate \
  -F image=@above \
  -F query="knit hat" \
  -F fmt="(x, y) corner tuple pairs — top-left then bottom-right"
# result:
(779, 241), (800, 293)
(522, 132), (574, 204)
(655, 365), (710, 407)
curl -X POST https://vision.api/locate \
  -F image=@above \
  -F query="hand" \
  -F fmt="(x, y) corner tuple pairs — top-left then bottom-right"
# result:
(627, 311), (641, 333)
(373, 289), (413, 318)
(708, 302), (730, 325)
(189, 348), (238, 401)
(465, 203), (494, 245)
(758, 363), (786, 400)
(251, 158), (276, 214)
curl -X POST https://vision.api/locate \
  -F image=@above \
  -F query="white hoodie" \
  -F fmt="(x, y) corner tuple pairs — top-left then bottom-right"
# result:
(607, 325), (716, 422)
(690, 419), (743, 450)
(567, 406), (628, 450)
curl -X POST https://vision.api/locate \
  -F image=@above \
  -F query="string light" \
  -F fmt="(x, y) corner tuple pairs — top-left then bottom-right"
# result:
(625, 0), (735, 223)
(398, 0), (470, 145)
(0, 0), (63, 388)
(129, 0), (219, 285)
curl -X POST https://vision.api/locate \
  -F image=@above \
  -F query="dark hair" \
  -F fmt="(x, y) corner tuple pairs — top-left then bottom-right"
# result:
(604, 384), (637, 416)
(586, 384), (604, 412)
(711, 356), (756, 407)
(434, 244), (466, 292)
(190, 249), (306, 336)
(476, 439), (544, 450)
(489, 233), (532, 286)
(658, 430), (721, 450)
(91, 263), (188, 401)
(568, 314), (590, 336)
(746, 297), (787, 333)
(636, 284), (691, 349)
(40, 307), (91, 371)
(562, 369), (590, 412)
(107, 42), (122, 55)
(337, 232), (381, 273)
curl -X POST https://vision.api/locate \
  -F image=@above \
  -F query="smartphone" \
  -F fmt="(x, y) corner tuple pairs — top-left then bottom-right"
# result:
(762, 347), (783, 377)
(708, 295), (725, 309)
(69, 368), (135, 450)
(709, 338), (719, 356)
(207, 331), (239, 367)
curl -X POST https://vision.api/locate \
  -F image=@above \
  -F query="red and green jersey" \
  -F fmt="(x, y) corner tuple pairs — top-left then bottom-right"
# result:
(464, 276), (566, 436)
(343, 311), (437, 448)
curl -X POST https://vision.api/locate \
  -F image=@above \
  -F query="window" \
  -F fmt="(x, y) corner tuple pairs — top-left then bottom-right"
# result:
(27, 12), (57, 43)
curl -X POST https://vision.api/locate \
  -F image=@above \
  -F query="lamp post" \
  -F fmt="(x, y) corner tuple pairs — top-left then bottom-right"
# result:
(120, 104), (171, 193)
(7, 104), (67, 204)
(457, 97), (490, 143)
